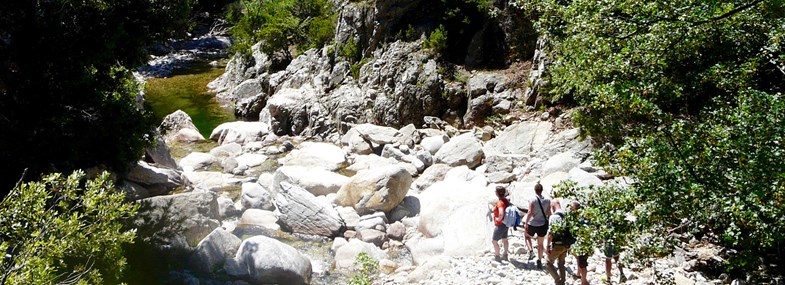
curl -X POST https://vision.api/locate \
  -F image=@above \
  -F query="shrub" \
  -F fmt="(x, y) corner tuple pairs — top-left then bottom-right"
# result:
(0, 171), (138, 284)
(423, 25), (448, 55)
(228, 0), (337, 58)
(348, 252), (378, 285)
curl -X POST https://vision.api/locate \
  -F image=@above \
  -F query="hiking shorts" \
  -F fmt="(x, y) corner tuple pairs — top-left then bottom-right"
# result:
(492, 224), (509, 241)
(604, 242), (618, 258)
(577, 255), (589, 268)
(526, 224), (548, 237)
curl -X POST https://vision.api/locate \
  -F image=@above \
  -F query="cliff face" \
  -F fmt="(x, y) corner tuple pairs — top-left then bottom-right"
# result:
(209, 0), (543, 139)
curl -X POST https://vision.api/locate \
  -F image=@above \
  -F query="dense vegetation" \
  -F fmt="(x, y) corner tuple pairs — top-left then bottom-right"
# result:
(226, 0), (336, 59)
(0, 0), (202, 283)
(0, 0), (198, 194)
(0, 171), (138, 284)
(522, 0), (785, 276)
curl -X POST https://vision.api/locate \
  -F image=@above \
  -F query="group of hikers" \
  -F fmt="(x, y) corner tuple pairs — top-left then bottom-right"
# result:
(491, 184), (627, 285)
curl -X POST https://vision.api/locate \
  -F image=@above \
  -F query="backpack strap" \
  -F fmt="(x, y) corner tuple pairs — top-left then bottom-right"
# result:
(536, 196), (548, 221)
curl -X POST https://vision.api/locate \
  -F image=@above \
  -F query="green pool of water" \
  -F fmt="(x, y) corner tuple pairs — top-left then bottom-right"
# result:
(144, 62), (235, 138)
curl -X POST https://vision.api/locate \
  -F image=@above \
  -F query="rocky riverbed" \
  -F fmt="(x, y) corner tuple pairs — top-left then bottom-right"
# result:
(120, 107), (730, 284)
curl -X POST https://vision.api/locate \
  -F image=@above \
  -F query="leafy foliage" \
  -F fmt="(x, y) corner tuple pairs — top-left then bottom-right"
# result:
(0, 0), (193, 193)
(522, 0), (785, 143)
(348, 252), (378, 285)
(531, 0), (785, 275)
(227, 0), (337, 58)
(423, 25), (449, 55)
(0, 171), (138, 284)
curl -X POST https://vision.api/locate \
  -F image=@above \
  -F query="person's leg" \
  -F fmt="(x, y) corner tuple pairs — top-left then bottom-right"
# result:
(525, 233), (535, 259)
(579, 267), (588, 285)
(545, 246), (560, 283)
(557, 250), (566, 284)
(605, 257), (612, 282)
(615, 255), (626, 282)
(577, 255), (589, 285)
(502, 238), (509, 260)
(536, 236), (545, 260)
(492, 226), (502, 260)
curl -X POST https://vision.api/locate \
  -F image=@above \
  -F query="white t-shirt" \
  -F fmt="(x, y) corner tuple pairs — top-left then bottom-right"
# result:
(528, 195), (551, 227)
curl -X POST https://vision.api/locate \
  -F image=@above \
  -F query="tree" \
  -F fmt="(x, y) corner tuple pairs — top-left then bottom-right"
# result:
(0, 171), (138, 284)
(227, 0), (336, 59)
(0, 0), (194, 195)
(526, 0), (785, 275)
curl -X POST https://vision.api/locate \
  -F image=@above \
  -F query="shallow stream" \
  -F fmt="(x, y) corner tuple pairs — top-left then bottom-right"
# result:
(144, 60), (235, 138)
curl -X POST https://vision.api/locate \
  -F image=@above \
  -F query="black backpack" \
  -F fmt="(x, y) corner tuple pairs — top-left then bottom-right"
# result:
(552, 212), (576, 246)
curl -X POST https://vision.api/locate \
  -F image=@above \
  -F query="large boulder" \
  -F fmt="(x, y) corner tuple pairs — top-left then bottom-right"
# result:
(225, 235), (312, 285)
(125, 161), (182, 196)
(240, 182), (274, 210)
(209, 121), (270, 145)
(483, 121), (553, 156)
(335, 165), (412, 215)
(179, 152), (215, 172)
(568, 168), (603, 188)
(333, 239), (387, 271)
(188, 227), (242, 275)
(239, 209), (281, 231)
(272, 166), (349, 196)
(182, 171), (239, 192)
(443, 165), (488, 188)
(274, 182), (344, 237)
(159, 110), (204, 143)
(417, 181), (494, 257)
(344, 154), (398, 176)
(412, 163), (452, 192)
(342, 124), (408, 155)
(434, 133), (484, 168)
(133, 192), (221, 255)
(144, 137), (178, 169)
(231, 78), (269, 118)
(541, 151), (581, 176)
(420, 135), (449, 155)
(279, 142), (348, 171)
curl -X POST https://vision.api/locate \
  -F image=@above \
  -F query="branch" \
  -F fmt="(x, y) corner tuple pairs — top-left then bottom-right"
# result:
(611, 0), (764, 39)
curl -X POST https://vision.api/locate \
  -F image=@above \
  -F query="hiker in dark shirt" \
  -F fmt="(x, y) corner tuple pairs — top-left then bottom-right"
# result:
(571, 201), (589, 285)
(545, 199), (569, 285)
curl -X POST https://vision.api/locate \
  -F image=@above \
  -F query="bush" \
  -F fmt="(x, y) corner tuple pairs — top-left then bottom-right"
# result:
(0, 0), (188, 194)
(530, 0), (785, 275)
(348, 252), (378, 285)
(423, 25), (448, 55)
(0, 171), (138, 284)
(228, 0), (337, 58)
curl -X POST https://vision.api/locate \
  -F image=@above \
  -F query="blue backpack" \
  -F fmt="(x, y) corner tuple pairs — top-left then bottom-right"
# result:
(502, 202), (521, 229)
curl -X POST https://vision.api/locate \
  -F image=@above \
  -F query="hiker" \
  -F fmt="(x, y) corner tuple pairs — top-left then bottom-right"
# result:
(571, 201), (589, 285)
(604, 236), (627, 284)
(523, 182), (551, 268)
(545, 199), (570, 285)
(492, 185), (511, 261)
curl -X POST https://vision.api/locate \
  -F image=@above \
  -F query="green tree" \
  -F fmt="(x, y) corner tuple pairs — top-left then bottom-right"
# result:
(0, 0), (194, 194)
(227, 0), (337, 59)
(529, 0), (785, 275)
(0, 171), (138, 284)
